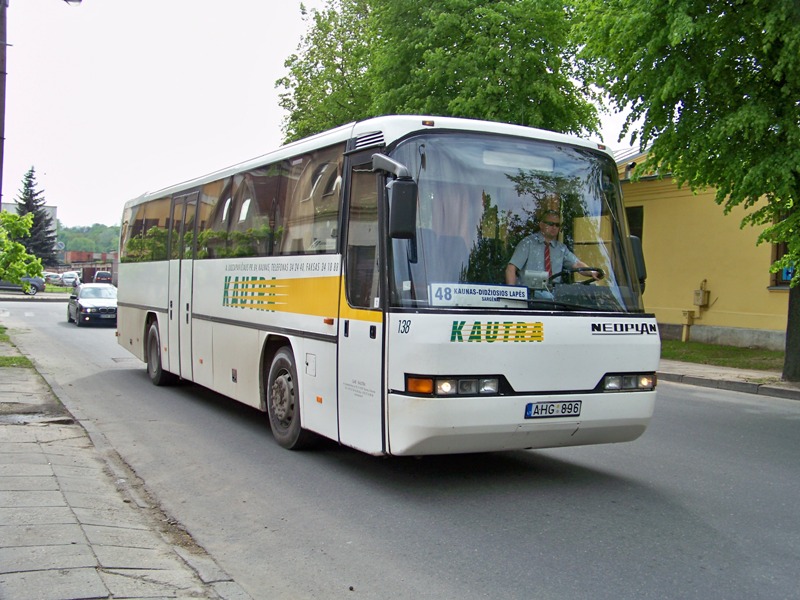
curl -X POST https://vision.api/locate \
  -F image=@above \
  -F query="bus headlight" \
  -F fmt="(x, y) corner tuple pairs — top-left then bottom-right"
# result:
(407, 376), (501, 396)
(436, 379), (458, 395)
(438, 378), (499, 396)
(603, 373), (656, 392)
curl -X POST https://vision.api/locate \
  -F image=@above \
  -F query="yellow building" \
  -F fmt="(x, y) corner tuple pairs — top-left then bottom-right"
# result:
(617, 149), (789, 351)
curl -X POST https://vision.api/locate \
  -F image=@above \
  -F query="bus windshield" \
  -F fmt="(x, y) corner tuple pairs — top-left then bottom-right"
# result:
(388, 132), (643, 313)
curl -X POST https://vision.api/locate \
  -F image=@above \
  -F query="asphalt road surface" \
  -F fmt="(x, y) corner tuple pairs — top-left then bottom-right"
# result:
(2, 301), (798, 600)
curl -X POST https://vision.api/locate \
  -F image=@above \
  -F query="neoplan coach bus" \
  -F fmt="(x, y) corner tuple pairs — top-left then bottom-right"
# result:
(117, 115), (658, 456)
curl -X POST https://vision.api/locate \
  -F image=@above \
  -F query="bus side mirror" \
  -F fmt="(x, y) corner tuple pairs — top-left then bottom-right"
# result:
(629, 235), (647, 292)
(387, 178), (417, 239)
(371, 153), (417, 239)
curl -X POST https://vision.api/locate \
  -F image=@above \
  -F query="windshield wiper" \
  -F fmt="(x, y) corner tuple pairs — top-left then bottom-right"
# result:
(527, 298), (618, 312)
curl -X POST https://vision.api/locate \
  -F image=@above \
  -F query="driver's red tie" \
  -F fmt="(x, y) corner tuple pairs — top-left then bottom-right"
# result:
(544, 243), (551, 276)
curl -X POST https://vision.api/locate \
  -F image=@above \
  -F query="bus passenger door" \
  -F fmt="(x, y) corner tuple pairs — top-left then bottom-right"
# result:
(337, 162), (385, 454)
(167, 192), (198, 380)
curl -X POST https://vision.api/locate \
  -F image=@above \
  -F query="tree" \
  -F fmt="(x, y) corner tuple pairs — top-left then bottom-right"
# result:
(58, 222), (121, 254)
(369, 0), (600, 134)
(576, 0), (800, 380)
(276, 0), (374, 142)
(277, 0), (602, 141)
(15, 167), (58, 266)
(0, 211), (43, 285)
(69, 237), (96, 252)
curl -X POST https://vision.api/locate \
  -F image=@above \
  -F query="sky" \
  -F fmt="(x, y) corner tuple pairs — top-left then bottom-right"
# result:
(2, 0), (631, 229)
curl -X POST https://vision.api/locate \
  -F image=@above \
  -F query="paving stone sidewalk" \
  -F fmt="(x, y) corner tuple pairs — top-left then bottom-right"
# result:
(0, 340), (252, 600)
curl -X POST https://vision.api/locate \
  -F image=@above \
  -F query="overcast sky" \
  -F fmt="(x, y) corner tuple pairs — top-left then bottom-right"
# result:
(3, 0), (629, 229)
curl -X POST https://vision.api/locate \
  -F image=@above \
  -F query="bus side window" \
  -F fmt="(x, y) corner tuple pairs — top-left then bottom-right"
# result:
(281, 144), (344, 255)
(197, 178), (230, 260)
(196, 178), (235, 259)
(281, 155), (310, 254)
(269, 161), (290, 256)
(249, 165), (284, 256)
(345, 166), (379, 308)
(121, 197), (170, 262)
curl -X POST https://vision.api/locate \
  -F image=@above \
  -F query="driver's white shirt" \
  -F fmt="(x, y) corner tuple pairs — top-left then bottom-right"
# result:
(508, 231), (580, 282)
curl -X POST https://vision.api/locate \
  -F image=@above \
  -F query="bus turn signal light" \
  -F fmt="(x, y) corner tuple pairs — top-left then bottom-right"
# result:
(407, 377), (434, 394)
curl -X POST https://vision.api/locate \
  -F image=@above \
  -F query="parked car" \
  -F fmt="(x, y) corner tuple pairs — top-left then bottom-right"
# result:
(43, 271), (61, 285)
(59, 271), (81, 287)
(0, 277), (46, 296)
(93, 270), (113, 284)
(67, 283), (118, 326)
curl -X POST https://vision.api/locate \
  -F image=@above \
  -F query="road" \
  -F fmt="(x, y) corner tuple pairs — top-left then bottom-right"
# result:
(2, 301), (799, 600)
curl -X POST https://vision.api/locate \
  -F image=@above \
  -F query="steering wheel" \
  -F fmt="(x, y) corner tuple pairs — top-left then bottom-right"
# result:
(547, 267), (605, 286)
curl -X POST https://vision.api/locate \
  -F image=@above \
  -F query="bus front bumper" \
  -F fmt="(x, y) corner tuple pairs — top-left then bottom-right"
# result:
(386, 391), (656, 456)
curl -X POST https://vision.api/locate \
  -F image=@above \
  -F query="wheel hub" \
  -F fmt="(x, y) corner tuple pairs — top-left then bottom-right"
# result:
(271, 373), (293, 422)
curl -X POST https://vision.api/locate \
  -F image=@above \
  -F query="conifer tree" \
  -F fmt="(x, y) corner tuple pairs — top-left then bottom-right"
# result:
(15, 167), (58, 266)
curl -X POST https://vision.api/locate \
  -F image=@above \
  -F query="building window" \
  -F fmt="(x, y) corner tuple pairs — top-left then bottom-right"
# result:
(625, 206), (644, 241)
(772, 241), (794, 287)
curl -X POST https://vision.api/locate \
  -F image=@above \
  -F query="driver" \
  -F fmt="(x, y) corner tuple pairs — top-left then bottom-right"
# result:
(505, 197), (598, 286)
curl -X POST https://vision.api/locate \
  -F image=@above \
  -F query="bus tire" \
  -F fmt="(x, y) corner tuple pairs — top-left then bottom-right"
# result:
(266, 347), (314, 450)
(146, 321), (177, 386)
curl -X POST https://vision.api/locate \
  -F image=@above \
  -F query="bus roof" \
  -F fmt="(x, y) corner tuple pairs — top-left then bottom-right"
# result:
(123, 115), (611, 209)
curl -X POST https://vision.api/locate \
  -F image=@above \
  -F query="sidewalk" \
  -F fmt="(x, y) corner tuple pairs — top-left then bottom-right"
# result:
(0, 339), (252, 600)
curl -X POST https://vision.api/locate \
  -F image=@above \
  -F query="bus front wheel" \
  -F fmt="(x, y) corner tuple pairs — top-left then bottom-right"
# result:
(146, 322), (177, 386)
(267, 347), (314, 450)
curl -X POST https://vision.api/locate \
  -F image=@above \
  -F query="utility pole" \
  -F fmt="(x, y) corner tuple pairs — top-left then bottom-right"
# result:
(0, 0), (8, 214)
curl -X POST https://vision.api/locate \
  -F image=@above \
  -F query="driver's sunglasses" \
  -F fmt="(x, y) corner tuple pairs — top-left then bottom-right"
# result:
(542, 220), (562, 228)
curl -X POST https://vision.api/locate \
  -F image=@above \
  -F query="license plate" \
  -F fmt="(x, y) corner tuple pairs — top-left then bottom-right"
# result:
(525, 400), (582, 419)
(100, 314), (115, 319)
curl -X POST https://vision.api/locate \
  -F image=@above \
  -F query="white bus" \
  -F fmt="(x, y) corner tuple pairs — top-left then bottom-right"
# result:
(117, 115), (658, 456)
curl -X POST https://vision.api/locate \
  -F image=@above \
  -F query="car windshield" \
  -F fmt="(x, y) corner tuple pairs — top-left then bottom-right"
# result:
(387, 132), (644, 313)
(80, 287), (117, 299)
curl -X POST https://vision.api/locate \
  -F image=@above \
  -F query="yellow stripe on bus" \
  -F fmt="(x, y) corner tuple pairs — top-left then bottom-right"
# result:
(222, 275), (340, 316)
(337, 285), (383, 323)
(222, 274), (384, 323)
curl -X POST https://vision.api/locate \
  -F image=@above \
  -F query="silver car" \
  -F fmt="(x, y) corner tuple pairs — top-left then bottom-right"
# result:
(59, 271), (81, 287)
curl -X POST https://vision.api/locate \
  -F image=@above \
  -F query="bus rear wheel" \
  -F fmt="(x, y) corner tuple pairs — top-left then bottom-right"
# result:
(267, 347), (314, 449)
(146, 321), (177, 386)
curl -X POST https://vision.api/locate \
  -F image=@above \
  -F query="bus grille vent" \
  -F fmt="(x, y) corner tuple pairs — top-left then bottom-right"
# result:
(354, 131), (384, 149)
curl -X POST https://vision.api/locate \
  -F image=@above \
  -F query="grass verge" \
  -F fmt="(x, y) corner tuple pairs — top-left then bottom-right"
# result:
(45, 285), (72, 294)
(661, 340), (784, 371)
(0, 326), (34, 368)
(0, 355), (34, 368)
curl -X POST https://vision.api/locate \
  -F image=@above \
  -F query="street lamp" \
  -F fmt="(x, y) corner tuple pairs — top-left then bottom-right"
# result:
(0, 0), (81, 213)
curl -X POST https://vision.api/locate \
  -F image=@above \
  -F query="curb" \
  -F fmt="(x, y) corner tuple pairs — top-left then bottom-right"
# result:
(0, 294), (70, 302)
(657, 371), (800, 401)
